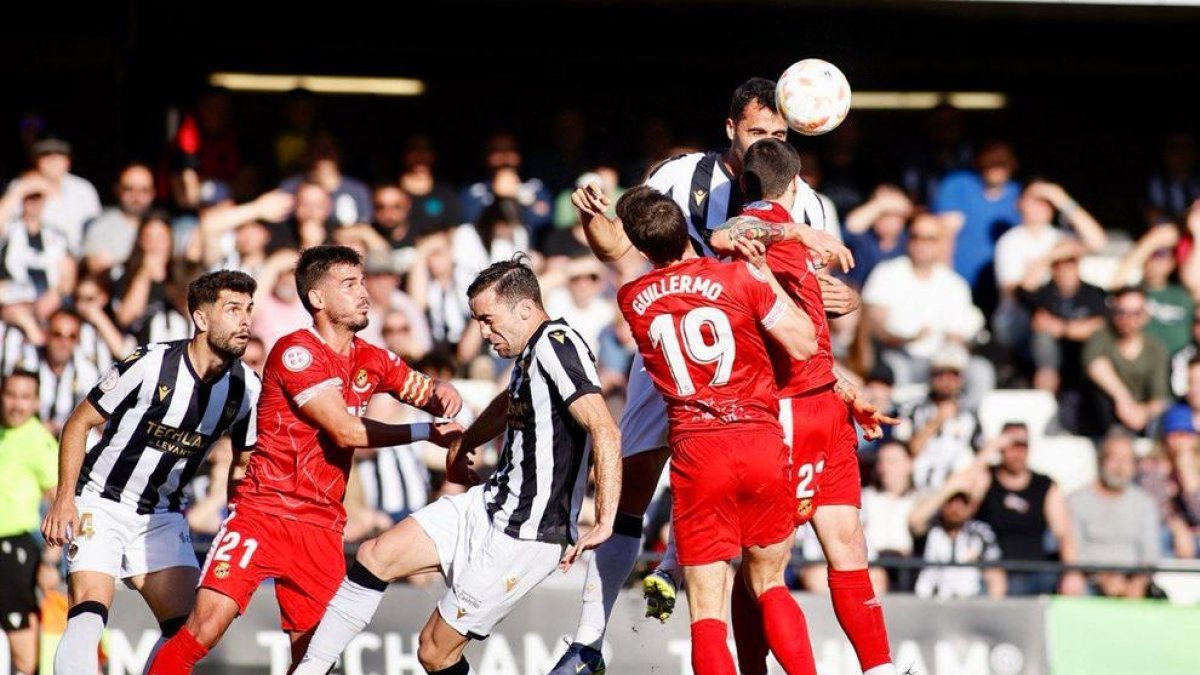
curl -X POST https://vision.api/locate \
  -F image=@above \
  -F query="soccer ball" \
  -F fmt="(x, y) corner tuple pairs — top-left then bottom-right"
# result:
(775, 59), (852, 136)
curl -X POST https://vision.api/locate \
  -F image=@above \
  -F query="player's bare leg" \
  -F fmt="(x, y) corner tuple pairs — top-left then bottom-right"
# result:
(683, 560), (736, 675)
(293, 517), (441, 674)
(55, 571), (116, 675)
(4, 622), (37, 675)
(552, 446), (670, 674)
(743, 538), (816, 675)
(129, 565), (200, 673)
(145, 588), (239, 674)
(416, 611), (473, 674)
(811, 505), (895, 675)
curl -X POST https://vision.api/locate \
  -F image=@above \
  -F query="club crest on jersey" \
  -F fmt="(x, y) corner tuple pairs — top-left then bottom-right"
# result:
(98, 368), (119, 392)
(745, 262), (769, 282)
(352, 368), (371, 393)
(214, 562), (231, 579)
(550, 330), (567, 344)
(282, 346), (312, 372)
(693, 188), (707, 206)
(796, 498), (814, 521)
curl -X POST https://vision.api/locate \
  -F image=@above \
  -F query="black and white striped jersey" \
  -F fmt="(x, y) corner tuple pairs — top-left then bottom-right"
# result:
(75, 340), (260, 514)
(36, 352), (100, 429)
(645, 150), (832, 258)
(0, 321), (37, 375)
(358, 445), (430, 518)
(483, 319), (602, 545)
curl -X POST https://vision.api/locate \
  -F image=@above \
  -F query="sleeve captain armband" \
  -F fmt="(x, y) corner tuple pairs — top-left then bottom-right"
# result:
(398, 370), (434, 407)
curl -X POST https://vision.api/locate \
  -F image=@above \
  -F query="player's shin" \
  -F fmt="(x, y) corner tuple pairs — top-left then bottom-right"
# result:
(758, 587), (816, 675)
(55, 602), (107, 675)
(828, 567), (894, 674)
(690, 619), (738, 675)
(730, 572), (769, 675)
(145, 626), (209, 675)
(294, 562), (390, 673)
(573, 511), (642, 648)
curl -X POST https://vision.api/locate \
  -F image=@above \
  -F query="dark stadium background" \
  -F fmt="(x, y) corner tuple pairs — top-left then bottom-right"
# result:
(5, 0), (1200, 233)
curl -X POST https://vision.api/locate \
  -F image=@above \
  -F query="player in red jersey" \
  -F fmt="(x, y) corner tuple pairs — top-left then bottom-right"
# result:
(147, 246), (464, 673)
(719, 139), (900, 675)
(616, 185), (821, 675)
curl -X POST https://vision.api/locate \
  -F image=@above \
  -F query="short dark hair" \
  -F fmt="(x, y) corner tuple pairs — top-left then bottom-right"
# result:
(187, 270), (258, 315)
(3, 369), (39, 393)
(295, 245), (364, 313)
(742, 138), (801, 201)
(616, 186), (689, 265)
(48, 307), (83, 327)
(466, 253), (543, 307)
(730, 77), (777, 121)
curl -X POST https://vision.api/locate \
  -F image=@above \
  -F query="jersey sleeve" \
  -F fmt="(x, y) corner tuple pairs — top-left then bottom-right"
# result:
(230, 369), (261, 451)
(535, 328), (602, 406)
(736, 262), (789, 330)
(87, 345), (153, 417)
(268, 336), (339, 407)
(378, 347), (435, 409)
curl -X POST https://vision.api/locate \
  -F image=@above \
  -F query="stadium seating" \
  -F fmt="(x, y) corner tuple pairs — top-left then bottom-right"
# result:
(1027, 435), (1098, 495)
(978, 389), (1060, 439)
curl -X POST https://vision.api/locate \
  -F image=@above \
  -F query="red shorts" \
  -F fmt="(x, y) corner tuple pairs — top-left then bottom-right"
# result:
(670, 431), (795, 566)
(199, 506), (345, 633)
(780, 387), (862, 526)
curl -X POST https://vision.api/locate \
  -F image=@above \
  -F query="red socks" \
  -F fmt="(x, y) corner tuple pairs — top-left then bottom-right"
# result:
(730, 573), (770, 675)
(758, 587), (816, 675)
(146, 626), (209, 675)
(690, 619), (737, 675)
(828, 568), (892, 672)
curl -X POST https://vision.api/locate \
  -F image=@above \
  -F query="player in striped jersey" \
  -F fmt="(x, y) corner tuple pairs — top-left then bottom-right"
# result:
(41, 270), (261, 675)
(552, 78), (858, 674)
(294, 257), (621, 675)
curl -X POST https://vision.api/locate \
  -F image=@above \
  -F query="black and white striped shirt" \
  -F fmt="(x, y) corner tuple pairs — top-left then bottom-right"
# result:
(0, 321), (37, 375)
(37, 352), (100, 429)
(358, 445), (430, 518)
(645, 151), (831, 258)
(75, 340), (260, 514)
(484, 319), (602, 544)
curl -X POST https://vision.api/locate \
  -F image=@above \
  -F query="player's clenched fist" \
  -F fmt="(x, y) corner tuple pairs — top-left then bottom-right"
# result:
(427, 380), (464, 418)
(41, 495), (79, 548)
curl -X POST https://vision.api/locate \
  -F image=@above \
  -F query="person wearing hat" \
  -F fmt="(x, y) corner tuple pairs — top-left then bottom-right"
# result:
(0, 136), (100, 254)
(894, 343), (983, 493)
(545, 255), (612, 352)
(1154, 401), (1200, 558)
(842, 184), (913, 288)
(1022, 238), (1109, 433)
(909, 466), (1006, 599)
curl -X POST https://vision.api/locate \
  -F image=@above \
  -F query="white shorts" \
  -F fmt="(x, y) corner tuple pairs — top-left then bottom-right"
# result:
(66, 491), (197, 580)
(619, 353), (670, 458)
(412, 486), (564, 638)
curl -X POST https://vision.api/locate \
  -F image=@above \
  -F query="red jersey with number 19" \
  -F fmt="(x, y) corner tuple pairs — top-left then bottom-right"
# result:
(618, 257), (786, 443)
(234, 328), (434, 531)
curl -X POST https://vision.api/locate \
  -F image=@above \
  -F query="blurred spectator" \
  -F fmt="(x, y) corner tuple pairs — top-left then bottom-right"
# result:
(381, 309), (432, 363)
(34, 309), (98, 436)
(530, 109), (595, 195)
(970, 423), (1082, 596)
(242, 335), (267, 375)
(113, 213), (191, 344)
(856, 364), (899, 457)
(460, 132), (553, 231)
(547, 167), (622, 259)
(371, 184), (416, 251)
(841, 185), (911, 288)
(280, 134), (373, 227)
(0, 136), (100, 253)
(1069, 432), (1161, 598)
(250, 258), (310, 354)
(819, 117), (874, 217)
(861, 440), (918, 591)
(1083, 286), (1170, 435)
(894, 344), (982, 492)
(862, 213), (989, 394)
(795, 149), (843, 242)
(992, 182), (1107, 356)
(545, 256), (612, 352)
(1112, 224), (1195, 355)
(1168, 306), (1200, 398)
(72, 273), (131, 369)
(267, 181), (335, 253)
(596, 311), (636, 395)
(901, 103), (973, 207)
(189, 189), (293, 273)
(910, 475), (1006, 599)
(273, 88), (319, 176)
(933, 140), (1021, 308)
(1021, 239), (1108, 433)
(407, 232), (474, 360)
(360, 251), (431, 355)
(398, 135), (460, 234)
(2, 178), (77, 324)
(0, 369), (58, 675)
(453, 197), (532, 294)
(192, 88), (242, 184)
(82, 162), (157, 275)
(1146, 403), (1200, 558)
(1144, 131), (1200, 227)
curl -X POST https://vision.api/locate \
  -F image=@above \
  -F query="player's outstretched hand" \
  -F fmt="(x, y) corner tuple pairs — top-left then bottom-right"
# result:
(794, 228), (855, 272)
(445, 438), (482, 487)
(429, 421), (465, 448)
(571, 182), (611, 218)
(428, 381), (463, 418)
(41, 496), (79, 548)
(835, 380), (900, 441)
(559, 521), (613, 572)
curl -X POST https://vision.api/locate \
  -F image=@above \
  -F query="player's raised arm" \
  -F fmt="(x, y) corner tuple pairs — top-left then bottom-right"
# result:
(572, 182), (632, 262)
(298, 385), (462, 450)
(560, 391), (621, 570)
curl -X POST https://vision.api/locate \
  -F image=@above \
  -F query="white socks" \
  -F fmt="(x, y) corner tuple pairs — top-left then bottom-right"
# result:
(294, 565), (388, 674)
(55, 603), (108, 675)
(574, 529), (641, 649)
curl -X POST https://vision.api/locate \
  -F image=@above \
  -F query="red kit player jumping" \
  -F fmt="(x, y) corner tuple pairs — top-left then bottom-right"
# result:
(148, 245), (463, 673)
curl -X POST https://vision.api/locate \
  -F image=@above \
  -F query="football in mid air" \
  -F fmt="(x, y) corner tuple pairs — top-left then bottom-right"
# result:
(775, 59), (852, 136)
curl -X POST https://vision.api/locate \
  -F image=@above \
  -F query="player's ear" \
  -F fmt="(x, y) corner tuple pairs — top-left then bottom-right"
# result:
(192, 307), (209, 333)
(517, 299), (533, 321)
(725, 118), (736, 142)
(307, 288), (324, 311)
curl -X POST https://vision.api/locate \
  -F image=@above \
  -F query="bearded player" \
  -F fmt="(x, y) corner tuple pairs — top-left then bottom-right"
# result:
(147, 245), (463, 673)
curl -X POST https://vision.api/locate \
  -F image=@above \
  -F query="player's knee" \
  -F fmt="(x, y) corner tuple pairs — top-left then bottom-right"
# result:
(416, 628), (453, 671)
(354, 539), (391, 579)
(189, 611), (229, 647)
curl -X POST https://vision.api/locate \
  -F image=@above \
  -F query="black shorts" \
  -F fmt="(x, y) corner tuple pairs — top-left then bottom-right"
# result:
(0, 532), (41, 630)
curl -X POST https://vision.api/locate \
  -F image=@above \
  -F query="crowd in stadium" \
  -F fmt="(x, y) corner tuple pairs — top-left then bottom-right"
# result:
(3, 85), (1200, 628)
